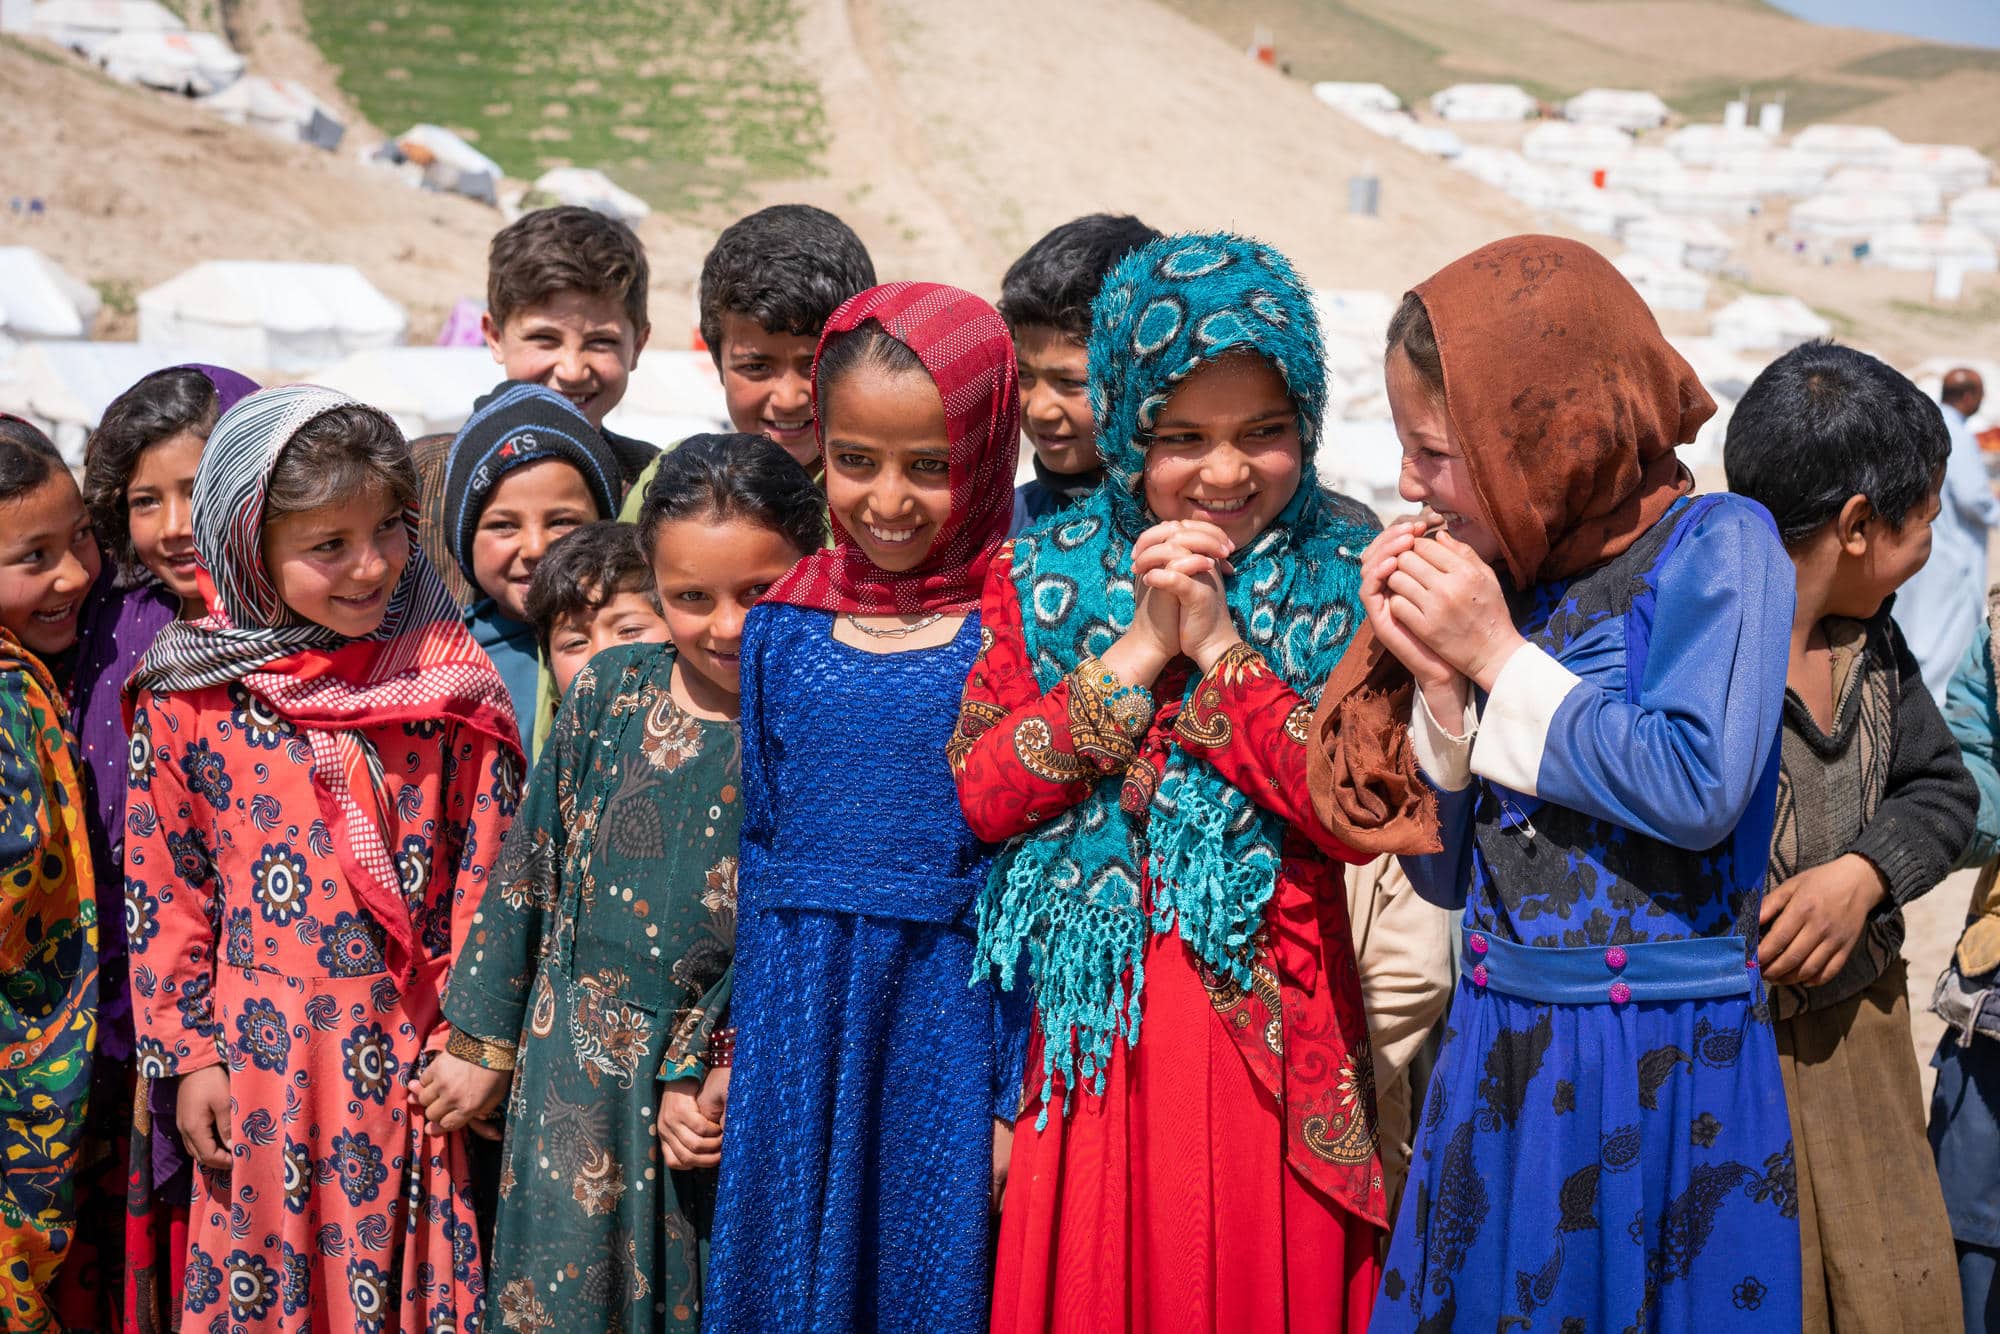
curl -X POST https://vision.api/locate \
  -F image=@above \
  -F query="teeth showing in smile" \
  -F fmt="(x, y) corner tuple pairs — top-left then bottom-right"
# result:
(866, 523), (918, 545)
(32, 601), (76, 622)
(767, 419), (810, 434)
(1197, 496), (1250, 513)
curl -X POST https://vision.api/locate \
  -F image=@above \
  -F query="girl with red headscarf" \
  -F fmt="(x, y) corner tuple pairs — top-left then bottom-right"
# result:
(704, 283), (1032, 1333)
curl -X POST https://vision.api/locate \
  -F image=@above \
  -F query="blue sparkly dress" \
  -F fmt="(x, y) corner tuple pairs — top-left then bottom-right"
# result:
(1374, 496), (1804, 1332)
(705, 604), (1029, 1334)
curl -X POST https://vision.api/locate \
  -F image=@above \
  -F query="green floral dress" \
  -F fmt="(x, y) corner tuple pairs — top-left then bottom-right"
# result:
(445, 643), (737, 1334)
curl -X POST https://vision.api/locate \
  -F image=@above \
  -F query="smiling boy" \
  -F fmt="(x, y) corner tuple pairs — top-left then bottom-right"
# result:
(418, 207), (657, 605)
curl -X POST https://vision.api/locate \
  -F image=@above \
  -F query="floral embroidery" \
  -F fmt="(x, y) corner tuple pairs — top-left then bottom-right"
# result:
(328, 1129), (387, 1207)
(235, 997), (291, 1071)
(251, 842), (312, 924)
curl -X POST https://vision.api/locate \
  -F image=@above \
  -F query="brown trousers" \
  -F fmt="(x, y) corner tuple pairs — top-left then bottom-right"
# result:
(1776, 959), (1963, 1332)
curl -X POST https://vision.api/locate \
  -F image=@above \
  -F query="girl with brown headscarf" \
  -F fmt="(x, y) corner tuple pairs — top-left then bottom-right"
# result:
(1319, 236), (1804, 1331)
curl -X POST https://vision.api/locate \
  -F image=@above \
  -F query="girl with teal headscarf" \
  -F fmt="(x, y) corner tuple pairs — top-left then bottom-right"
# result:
(950, 233), (1389, 1331)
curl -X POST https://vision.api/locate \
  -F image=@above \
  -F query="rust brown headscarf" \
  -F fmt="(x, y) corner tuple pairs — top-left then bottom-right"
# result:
(1308, 234), (1715, 853)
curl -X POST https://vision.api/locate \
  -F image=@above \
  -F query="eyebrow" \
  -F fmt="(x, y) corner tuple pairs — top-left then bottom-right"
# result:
(1152, 407), (1294, 430)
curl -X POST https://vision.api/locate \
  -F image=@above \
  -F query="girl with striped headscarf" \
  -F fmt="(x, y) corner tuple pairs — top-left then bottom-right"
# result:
(122, 386), (524, 1331)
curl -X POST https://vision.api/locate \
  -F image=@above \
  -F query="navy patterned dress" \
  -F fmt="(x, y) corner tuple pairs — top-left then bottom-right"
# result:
(1375, 495), (1803, 1333)
(704, 605), (1029, 1333)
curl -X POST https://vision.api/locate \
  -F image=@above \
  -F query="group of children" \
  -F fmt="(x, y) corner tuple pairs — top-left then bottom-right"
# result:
(0, 192), (1995, 1334)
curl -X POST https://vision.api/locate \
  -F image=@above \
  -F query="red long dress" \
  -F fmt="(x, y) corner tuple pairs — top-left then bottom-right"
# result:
(124, 681), (518, 1331)
(951, 547), (1387, 1333)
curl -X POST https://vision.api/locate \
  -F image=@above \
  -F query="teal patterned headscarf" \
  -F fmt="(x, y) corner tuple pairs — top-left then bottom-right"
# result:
(975, 233), (1376, 1119)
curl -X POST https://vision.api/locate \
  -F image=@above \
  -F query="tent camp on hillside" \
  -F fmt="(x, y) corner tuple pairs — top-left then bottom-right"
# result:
(1950, 188), (2000, 241)
(0, 341), (188, 463)
(1522, 121), (1631, 170)
(1893, 144), (1993, 195)
(1311, 82), (1401, 115)
(1823, 167), (1944, 219)
(529, 169), (650, 225)
(95, 27), (241, 95)
(1664, 124), (1771, 168)
(0, 247), (101, 339)
(1612, 253), (1710, 312)
(137, 260), (407, 372)
(1623, 216), (1734, 272)
(602, 350), (737, 450)
(310, 346), (512, 439)
(1866, 223), (1999, 275)
(1564, 88), (1670, 132)
(199, 75), (343, 150)
(1430, 83), (1536, 122)
(1710, 294), (1831, 352)
(1790, 123), (1902, 168)
(1790, 191), (1917, 240)
(26, 0), (179, 54)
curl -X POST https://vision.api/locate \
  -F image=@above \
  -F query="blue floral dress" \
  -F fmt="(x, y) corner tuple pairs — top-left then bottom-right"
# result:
(1376, 495), (1804, 1332)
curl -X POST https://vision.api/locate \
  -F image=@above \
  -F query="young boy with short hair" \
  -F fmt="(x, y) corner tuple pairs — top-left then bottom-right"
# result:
(420, 205), (658, 604)
(995, 213), (1160, 531)
(617, 204), (876, 523)
(1724, 339), (1974, 1333)
(525, 519), (669, 701)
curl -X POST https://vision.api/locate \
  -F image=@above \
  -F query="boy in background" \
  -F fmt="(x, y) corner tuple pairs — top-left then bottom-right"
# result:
(620, 203), (876, 519)
(525, 520), (669, 703)
(419, 206), (658, 603)
(995, 213), (1159, 531)
(1724, 339), (1974, 1332)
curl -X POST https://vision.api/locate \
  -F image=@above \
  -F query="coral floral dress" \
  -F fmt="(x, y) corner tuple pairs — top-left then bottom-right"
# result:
(952, 547), (1386, 1333)
(124, 680), (520, 1331)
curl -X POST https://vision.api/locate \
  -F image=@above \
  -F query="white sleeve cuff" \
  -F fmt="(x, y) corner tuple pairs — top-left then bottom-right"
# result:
(1410, 687), (1477, 792)
(1469, 643), (1581, 798)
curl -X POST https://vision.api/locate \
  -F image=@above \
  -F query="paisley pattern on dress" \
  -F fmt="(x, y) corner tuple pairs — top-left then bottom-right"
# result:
(446, 644), (737, 1334)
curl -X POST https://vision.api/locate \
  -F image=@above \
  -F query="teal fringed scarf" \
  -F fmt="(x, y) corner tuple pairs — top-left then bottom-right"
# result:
(974, 233), (1376, 1117)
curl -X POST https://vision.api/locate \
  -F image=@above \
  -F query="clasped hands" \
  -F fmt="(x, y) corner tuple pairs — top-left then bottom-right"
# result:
(1360, 517), (1526, 723)
(1101, 519), (1245, 685)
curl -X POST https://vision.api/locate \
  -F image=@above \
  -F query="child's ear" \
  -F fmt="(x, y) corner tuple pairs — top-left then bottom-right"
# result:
(481, 310), (507, 365)
(629, 321), (652, 367)
(1835, 493), (1874, 556)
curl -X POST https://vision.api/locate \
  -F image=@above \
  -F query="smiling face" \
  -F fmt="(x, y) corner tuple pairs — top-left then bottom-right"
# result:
(470, 459), (598, 622)
(1140, 353), (1303, 549)
(546, 587), (670, 698)
(126, 429), (206, 611)
(0, 470), (102, 658)
(261, 483), (408, 638)
(1014, 324), (1098, 477)
(1830, 473), (1942, 619)
(822, 362), (953, 573)
(1386, 343), (1504, 564)
(648, 514), (807, 712)
(484, 290), (648, 429)
(716, 311), (822, 469)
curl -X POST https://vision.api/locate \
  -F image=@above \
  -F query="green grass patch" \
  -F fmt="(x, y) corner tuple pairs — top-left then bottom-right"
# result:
(1842, 43), (2000, 81)
(1890, 288), (2000, 325)
(1668, 76), (1882, 126)
(1156, 0), (1454, 104)
(299, 0), (826, 218)
(91, 279), (137, 317)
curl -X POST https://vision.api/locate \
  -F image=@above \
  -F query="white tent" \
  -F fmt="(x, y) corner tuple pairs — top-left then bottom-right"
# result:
(389, 124), (503, 204)
(1634, 169), (1760, 220)
(1449, 147), (1573, 210)
(1311, 82), (1401, 115)
(1709, 295), (1830, 353)
(1342, 109), (1462, 157)
(1429, 83), (1537, 122)
(1893, 144), (1992, 195)
(137, 261), (407, 372)
(1564, 88), (1671, 132)
(1663, 124), (1771, 168)
(29, 0), (178, 53)
(198, 75), (343, 150)
(1559, 184), (1655, 237)
(1600, 146), (1684, 193)
(1949, 188), (2000, 241)
(1622, 216), (1734, 272)
(1612, 253), (1710, 312)
(602, 350), (731, 448)
(0, 247), (100, 339)
(1522, 121), (1631, 169)
(308, 347), (507, 439)
(1789, 190), (1918, 239)
(1721, 147), (1829, 197)
(0, 341), (190, 464)
(531, 168), (649, 225)
(1790, 124), (1902, 168)
(1866, 223), (1998, 273)
(1823, 167), (1943, 218)
(95, 28), (242, 96)
(1315, 417), (1404, 518)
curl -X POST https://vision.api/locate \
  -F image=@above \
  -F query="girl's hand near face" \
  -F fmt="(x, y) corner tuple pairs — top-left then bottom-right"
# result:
(1141, 523), (1243, 672)
(1103, 521), (1233, 685)
(1361, 522), (1466, 711)
(1383, 530), (1525, 692)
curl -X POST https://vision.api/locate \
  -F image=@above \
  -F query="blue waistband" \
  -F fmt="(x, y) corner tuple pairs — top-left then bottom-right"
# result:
(1461, 924), (1757, 1005)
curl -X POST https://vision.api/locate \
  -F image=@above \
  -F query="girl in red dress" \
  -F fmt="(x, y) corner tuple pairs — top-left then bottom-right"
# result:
(123, 386), (523, 1331)
(951, 233), (1387, 1331)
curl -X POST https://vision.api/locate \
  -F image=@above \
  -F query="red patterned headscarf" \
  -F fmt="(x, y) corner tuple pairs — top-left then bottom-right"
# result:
(763, 282), (1019, 615)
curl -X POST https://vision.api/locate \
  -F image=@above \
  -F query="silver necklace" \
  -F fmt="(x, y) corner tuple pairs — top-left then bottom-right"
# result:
(844, 611), (946, 639)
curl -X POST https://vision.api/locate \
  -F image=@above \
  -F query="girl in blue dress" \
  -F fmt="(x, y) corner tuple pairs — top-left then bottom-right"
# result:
(1311, 236), (1802, 1331)
(704, 282), (1028, 1333)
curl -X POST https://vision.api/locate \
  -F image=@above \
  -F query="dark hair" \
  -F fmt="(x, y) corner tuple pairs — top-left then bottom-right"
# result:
(636, 432), (824, 559)
(699, 205), (876, 366)
(488, 205), (650, 336)
(265, 406), (418, 521)
(1386, 291), (1444, 401)
(524, 520), (657, 654)
(1724, 339), (1951, 543)
(0, 417), (66, 506)
(813, 320), (927, 424)
(81, 368), (220, 574)
(997, 213), (1162, 339)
